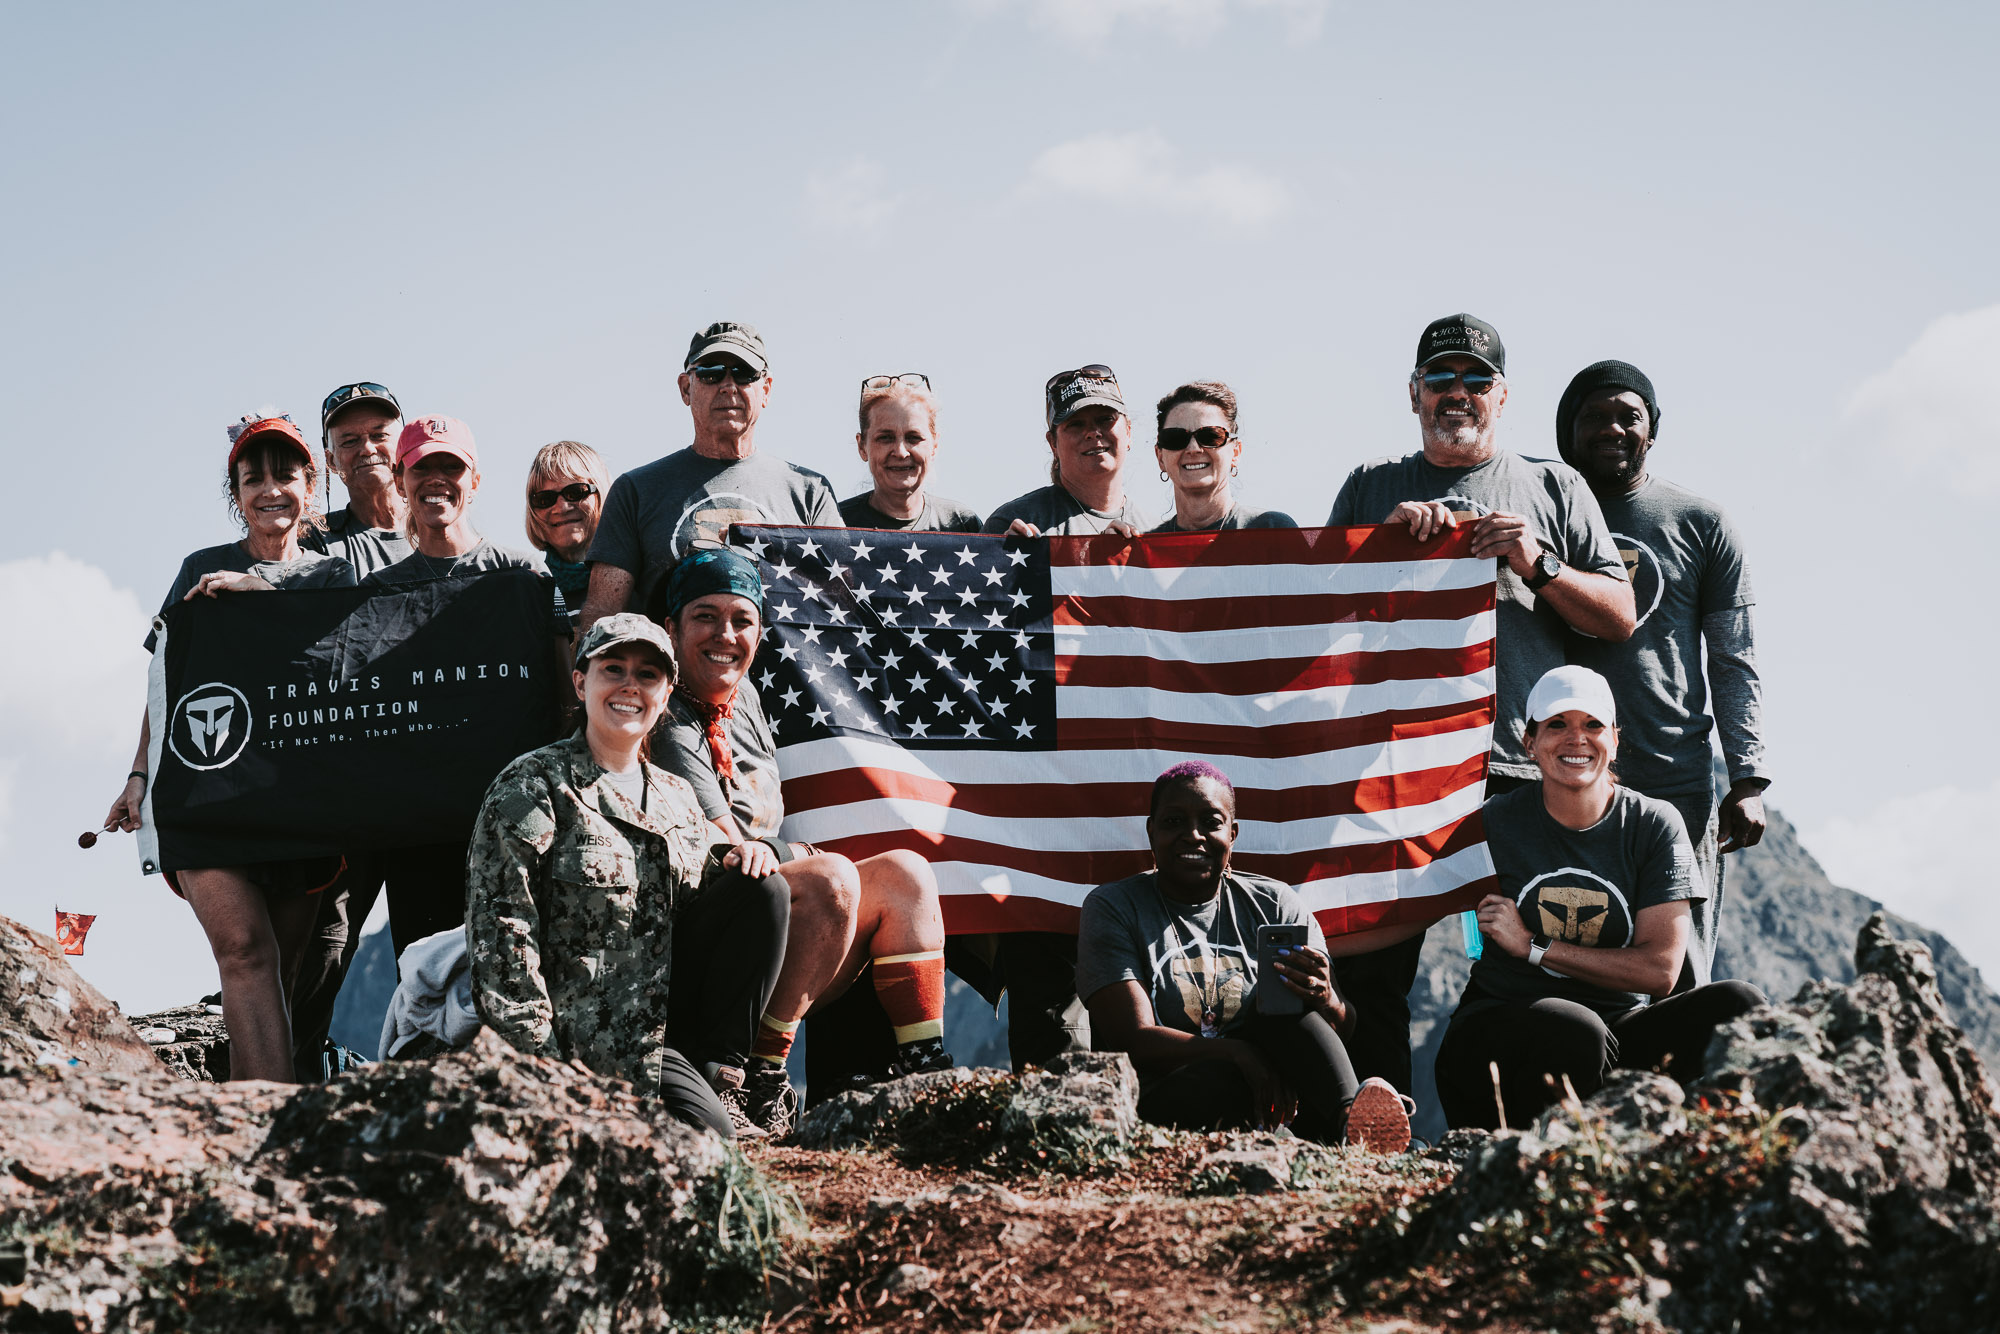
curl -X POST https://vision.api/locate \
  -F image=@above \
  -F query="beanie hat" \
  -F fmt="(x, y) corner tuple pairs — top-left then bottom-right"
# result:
(1555, 361), (1660, 467)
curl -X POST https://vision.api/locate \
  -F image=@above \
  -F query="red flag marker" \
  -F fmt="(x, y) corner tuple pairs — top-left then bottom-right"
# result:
(55, 909), (97, 956)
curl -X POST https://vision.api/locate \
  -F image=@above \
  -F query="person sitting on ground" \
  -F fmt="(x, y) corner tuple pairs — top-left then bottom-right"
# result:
(837, 373), (981, 533)
(1432, 666), (1766, 1130)
(105, 413), (357, 1083)
(1148, 381), (1296, 532)
(655, 546), (951, 1137)
(1076, 762), (1416, 1152)
(523, 439), (611, 612)
(467, 613), (792, 1140)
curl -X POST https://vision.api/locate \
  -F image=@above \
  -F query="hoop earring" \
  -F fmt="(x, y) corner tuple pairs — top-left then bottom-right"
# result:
(1230, 465), (1239, 478)
(1160, 470), (1170, 483)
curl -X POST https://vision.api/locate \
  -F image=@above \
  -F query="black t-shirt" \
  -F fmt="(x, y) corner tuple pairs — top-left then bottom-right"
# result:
(837, 492), (983, 533)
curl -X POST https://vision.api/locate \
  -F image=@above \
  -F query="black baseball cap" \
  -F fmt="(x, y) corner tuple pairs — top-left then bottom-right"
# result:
(1414, 314), (1506, 375)
(1044, 364), (1127, 429)
(320, 382), (403, 442)
(684, 321), (769, 374)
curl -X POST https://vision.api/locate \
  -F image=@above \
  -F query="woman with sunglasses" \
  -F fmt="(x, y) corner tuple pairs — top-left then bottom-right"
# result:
(1150, 382), (1296, 533)
(105, 414), (357, 1082)
(837, 374), (981, 534)
(523, 440), (610, 608)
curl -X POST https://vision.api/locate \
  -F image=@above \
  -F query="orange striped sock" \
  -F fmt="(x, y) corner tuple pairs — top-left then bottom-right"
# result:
(750, 1012), (799, 1066)
(871, 950), (945, 1044)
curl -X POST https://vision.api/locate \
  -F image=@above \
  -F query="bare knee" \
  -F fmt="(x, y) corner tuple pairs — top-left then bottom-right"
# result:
(786, 854), (861, 929)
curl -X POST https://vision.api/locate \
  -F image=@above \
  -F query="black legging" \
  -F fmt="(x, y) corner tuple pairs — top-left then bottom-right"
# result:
(1134, 1010), (1361, 1144)
(1434, 979), (1765, 1130)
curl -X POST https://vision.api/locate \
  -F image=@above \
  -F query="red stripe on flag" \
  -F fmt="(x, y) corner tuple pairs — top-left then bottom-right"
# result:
(1055, 582), (1495, 632)
(1055, 698), (1493, 757)
(1047, 523), (1478, 568)
(1054, 641), (1492, 694)
(1312, 875), (1495, 936)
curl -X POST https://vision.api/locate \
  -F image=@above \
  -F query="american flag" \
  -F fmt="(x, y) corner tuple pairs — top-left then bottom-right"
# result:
(733, 523), (1498, 938)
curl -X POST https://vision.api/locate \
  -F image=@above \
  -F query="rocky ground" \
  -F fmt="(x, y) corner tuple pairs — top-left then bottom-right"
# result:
(4, 911), (1998, 1332)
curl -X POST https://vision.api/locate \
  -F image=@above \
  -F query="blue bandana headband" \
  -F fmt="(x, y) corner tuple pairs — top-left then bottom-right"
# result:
(662, 545), (765, 620)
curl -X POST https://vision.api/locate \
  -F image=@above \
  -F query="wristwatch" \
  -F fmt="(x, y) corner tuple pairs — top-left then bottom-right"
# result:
(1526, 934), (1553, 968)
(1524, 551), (1563, 591)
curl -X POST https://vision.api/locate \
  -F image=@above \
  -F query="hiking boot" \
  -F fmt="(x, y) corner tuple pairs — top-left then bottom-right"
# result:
(1345, 1076), (1416, 1154)
(706, 1065), (768, 1142)
(742, 1062), (801, 1140)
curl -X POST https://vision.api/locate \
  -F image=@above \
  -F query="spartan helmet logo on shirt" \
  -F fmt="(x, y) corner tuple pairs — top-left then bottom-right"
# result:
(1517, 867), (1633, 976)
(167, 682), (253, 771)
(672, 492), (774, 560)
(1157, 946), (1250, 1039)
(1612, 533), (1666, 628)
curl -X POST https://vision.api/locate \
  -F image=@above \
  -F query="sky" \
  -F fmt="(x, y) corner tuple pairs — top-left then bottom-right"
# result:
(4, 0), (1997, 1011)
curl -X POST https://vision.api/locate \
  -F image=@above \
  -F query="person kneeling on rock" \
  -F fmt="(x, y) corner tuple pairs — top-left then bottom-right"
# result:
(1075, 762), (1416, 1152)
(1432, 667), (1767, 1130)
(466, 613), (792, 1141)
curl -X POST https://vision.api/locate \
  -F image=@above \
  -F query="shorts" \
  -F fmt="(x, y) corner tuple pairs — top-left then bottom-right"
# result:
(165, 855), (347, 900)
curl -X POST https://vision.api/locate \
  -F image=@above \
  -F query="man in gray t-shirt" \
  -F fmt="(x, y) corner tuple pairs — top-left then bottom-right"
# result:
(307, 383), (413, 580)
(1554, 360), (1769, 983)
(581, 322), (840, 634)
(1323, 314), (1637, 1099)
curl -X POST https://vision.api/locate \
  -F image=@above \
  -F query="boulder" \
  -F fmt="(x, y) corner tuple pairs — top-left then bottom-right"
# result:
(0, 918), (159, 1077)
(126, 998), (232, 1082)
(0, 1025), (799, 1332)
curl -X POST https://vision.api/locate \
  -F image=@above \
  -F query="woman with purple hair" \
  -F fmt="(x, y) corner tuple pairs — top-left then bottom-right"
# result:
(1073, 762), (1415, 1151)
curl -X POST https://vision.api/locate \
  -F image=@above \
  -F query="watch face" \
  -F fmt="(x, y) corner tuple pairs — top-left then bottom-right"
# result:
(1538, 553), (1561, 580)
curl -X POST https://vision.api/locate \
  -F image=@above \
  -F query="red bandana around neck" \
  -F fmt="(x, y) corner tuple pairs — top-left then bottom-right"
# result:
(678, 688), (737, 783)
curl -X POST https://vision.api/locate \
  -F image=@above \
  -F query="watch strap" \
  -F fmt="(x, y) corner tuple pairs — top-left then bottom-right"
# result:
(1526, 935), (1551, 967)
(1524, 553), (1562, 591)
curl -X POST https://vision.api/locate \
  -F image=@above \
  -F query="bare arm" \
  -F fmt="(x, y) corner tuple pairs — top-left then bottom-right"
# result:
(576, 562), (635, 640)
(1469, 511), (1636, 641)
(106, 707), (150, 832)
(1476, 894), (1690, 999)
(1085, 979), (1295, 1129)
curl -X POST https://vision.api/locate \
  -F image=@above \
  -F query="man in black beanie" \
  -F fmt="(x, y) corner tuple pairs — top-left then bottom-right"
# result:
(1556, 360), (1769, 985)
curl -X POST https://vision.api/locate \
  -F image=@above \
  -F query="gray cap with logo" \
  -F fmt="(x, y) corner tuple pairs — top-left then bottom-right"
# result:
(1043, 363), (1127, 429)
(576, 612), (676, 678)
(685, 320), (769, 374)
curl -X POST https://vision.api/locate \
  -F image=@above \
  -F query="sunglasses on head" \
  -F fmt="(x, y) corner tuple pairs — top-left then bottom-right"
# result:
(529, 481), (598, 510)
(322, 382), (393, 415)
(1158, 425), (1235, 452)
(1417, 368), (1500, 395)
(862, 372), (931, 392)
(688, 362), (763, 386)
(1046, 363), (1116, 392)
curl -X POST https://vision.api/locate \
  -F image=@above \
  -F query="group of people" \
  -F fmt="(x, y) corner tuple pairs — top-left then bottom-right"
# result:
(107, 311), (1772, 1150)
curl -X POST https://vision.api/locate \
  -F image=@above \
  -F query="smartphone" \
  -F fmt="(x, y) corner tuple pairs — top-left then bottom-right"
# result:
(1254, 923), (1311, 1016)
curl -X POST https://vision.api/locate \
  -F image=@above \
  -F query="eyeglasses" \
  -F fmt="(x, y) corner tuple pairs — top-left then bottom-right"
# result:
(1158, 426), (1235, 452)
(861, 372), (930, 392)
(688, 362), (764, 386)
(529, 481), (598, 510)
(1417, 368), (1501, 395)
(321, 382), (395, 416)
(1046, 364), (1116, 392)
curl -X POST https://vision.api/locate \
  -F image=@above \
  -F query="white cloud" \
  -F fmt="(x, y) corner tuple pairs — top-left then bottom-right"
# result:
(1839, 303), (2000, 493)
(1025, 129), (1289, 227)
(1801, 781), (2000, 983)
(965, 0), (1327, 43)
(803, 158), (906, 233)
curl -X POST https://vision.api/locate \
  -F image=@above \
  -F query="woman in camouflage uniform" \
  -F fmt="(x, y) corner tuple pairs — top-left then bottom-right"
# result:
(465, 612), (791, 1139)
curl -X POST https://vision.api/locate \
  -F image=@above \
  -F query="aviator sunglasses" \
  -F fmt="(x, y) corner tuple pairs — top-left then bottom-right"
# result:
(1158, 425), (1236, 452)
(1417, 367), (1500, 395)
(529, 481), (598, 510)
(688, 362), (764, 386)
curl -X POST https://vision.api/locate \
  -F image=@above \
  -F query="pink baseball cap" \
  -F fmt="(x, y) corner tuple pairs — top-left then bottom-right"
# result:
(396, 415), (478, 469)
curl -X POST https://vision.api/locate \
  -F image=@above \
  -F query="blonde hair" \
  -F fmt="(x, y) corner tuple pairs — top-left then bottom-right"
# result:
(858, 381), (939, 439)
(523, 440), (611, 553)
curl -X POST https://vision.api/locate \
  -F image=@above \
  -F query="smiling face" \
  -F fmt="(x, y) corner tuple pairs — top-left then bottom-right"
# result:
(326, 405), (400, 493)
(1148, 776), (1239, 902)
(1049, 404), (1130, 487)
(397, 453), (479, 534)
(859, 394), (937, 503)
(668, 592), (763, 704)
(1570, 388), (1653, 491)
(1156, 400), (1241, 502)
(233, 443), (314, 541)
(529, 470), (602, 558)
(1409, 353), (1508, 464)
(1528, 708), (1620, 791)
(573, 644), (674, 749)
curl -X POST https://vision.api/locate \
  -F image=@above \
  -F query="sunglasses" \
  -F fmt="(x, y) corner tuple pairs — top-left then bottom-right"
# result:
(1046, 363), (1116, 392)
(529, 481), (598, 510)
(1158, 426), (1235, 452)
(688, 362), (764, 386)
(862, 372), (931, 392)
(1417, 368), (1501, 395)
(321, 382), (395, 416)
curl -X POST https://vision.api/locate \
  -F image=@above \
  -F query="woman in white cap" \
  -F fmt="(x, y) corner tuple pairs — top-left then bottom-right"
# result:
(1432, 665), (1765, 1129)
(1148, 382), (1296, 533)
(103, 414), (357, 1083)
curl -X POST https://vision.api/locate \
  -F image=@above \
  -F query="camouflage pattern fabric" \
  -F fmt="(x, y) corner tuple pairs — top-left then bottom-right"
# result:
(467, 731), (718, 1090)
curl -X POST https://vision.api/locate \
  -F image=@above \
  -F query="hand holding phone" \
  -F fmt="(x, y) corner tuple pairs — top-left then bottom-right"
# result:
(1254, 923), (1311, 1016)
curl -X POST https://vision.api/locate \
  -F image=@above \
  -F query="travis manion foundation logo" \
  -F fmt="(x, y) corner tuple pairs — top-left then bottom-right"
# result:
(168, 682), (253, 771)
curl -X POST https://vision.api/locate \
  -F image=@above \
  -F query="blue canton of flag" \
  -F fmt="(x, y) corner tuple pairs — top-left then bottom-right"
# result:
(730, 526), (1057, 750)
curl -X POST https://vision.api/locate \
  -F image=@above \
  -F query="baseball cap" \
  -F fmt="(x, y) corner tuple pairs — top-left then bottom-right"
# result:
(396, 415), (478, 469)
(576, 612), (676, 674)
(1415, 314), (1506, 375)
(226, 414), (312, 471)
(684, 321), (769, 374)
(1044, 364), (1127, 429)
(1525, 665), (1617, 727)
(320, 382), (402, 441)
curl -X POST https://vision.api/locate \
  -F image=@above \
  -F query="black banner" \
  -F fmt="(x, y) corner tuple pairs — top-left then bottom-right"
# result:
(141, 570), (566, 873)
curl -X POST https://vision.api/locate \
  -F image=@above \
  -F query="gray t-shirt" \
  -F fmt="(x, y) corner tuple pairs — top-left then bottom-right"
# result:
(838, 491), (983, 534)
(1564, 474), (1765, 798)
(1076, 870), (1328, 1054)
(362, 537), (548, 588)
(588, 447), (840, 617)
(1150, 505), (1298, 533)
(654, 685), (785, 841)
(1469, 784), (1700, 1016)
(308, 506), (412, 579)
(982, 484), (1156, 537)
(144, 543), (355, 652)
(1326, 449), (1626, 780)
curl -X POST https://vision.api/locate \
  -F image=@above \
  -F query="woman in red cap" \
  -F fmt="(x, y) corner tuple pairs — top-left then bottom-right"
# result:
(104, 414), (357, 1082)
